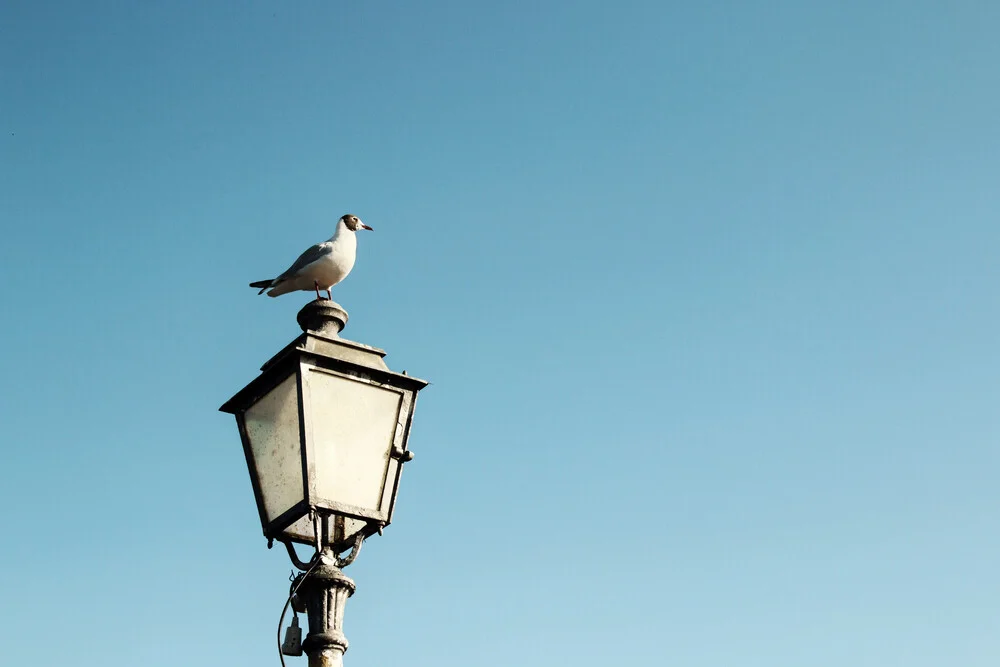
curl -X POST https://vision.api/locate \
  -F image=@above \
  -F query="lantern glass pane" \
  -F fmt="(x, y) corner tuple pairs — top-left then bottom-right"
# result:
(245, 374), (304, 522)
(283, 514), (315, 544)
(304, 368), (402, 513)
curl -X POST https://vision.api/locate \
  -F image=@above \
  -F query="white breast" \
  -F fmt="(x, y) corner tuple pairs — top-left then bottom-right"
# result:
(309, 230), (357, 290)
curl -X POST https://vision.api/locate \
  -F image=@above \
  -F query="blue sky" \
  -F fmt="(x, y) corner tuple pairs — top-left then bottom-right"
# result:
(2, 1), (999, 665)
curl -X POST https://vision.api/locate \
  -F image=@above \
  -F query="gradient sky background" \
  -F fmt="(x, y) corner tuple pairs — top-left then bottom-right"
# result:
(2, 2), (999, 666)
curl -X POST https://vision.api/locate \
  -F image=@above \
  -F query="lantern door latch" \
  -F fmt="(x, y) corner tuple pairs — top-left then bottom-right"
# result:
(390, 446), (414, 462)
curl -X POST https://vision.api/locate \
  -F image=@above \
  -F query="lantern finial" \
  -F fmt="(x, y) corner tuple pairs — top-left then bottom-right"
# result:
(297, 299), (348, 337)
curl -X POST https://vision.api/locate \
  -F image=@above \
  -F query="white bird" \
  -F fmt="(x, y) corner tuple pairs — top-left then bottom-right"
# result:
(250, 213), (373, 299)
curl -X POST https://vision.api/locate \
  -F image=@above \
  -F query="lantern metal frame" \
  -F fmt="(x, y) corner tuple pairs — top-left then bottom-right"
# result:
(220, 304), (428, 555)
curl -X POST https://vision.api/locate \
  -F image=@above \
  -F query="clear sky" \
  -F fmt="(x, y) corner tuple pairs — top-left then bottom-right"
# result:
(2, 1), (999, 665)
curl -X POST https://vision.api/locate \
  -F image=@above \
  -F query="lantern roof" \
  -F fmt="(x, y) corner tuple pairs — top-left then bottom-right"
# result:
(220, 300), (427, 415)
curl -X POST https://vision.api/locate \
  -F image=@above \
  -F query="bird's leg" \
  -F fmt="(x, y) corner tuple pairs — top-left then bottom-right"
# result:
(313, 281), (322, 300)
(326, 288), (333, 300)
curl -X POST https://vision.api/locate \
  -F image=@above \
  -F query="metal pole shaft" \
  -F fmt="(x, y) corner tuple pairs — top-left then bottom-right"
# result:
(298, 550), (356, 667)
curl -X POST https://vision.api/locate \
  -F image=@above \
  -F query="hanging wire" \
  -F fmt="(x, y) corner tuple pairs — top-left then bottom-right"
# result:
(277, 552), (321, 667)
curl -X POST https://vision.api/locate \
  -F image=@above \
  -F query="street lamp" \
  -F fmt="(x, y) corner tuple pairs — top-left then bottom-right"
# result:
(220, 300), (428, 667)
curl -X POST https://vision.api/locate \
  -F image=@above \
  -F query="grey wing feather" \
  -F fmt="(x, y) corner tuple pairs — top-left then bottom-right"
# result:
(276, 242), (331, 280)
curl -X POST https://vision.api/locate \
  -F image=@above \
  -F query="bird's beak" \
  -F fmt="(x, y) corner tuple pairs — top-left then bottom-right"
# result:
(361, 223), (373, 231)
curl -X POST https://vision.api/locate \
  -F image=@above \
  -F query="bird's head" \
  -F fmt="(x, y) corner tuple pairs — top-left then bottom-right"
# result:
(340, 214), (373, 232)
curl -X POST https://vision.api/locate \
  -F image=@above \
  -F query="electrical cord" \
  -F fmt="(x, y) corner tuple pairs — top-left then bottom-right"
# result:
(277, 554), (321, 667)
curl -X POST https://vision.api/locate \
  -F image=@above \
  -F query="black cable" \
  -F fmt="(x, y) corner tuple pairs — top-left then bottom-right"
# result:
(277, 554), (321, 667)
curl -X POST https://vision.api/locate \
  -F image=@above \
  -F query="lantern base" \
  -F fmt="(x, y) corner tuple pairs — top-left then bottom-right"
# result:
(297, 300), (349, 337)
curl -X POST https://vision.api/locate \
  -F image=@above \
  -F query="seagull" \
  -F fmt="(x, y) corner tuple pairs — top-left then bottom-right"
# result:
(250, 213), (373, 299)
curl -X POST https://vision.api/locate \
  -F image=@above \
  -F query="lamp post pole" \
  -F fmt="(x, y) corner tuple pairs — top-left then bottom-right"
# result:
(298, 548), (356, 667)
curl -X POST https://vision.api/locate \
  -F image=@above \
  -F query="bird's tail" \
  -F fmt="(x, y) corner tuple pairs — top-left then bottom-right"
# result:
(249, 280), (273, 295)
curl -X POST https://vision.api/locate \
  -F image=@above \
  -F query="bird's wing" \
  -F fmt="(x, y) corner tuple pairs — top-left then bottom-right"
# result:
(275, 242), (332, 281)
